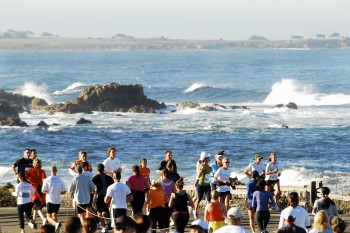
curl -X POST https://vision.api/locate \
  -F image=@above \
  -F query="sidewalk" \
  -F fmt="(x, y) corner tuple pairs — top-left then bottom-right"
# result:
(0, 206), (348, 233)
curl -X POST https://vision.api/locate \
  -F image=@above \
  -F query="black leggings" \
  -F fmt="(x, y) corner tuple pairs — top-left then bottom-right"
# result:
(164, 202), (173, 228)
(256, 210), (270, 232)
(130, 190), (145, 214)
(173, 212), (189, 233)
(150, 206), (166, 233)
(17, 202), (33, 229)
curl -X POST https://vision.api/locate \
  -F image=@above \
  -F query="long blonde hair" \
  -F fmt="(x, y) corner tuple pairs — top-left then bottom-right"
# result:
(313, 210), (330, 232)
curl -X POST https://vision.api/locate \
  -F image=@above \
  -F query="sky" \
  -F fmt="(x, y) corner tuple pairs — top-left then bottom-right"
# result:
(1, 0), (350, 40)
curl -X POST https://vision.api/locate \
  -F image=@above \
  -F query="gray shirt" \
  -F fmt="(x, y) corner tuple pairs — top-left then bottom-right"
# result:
(69, 174), (95, 204)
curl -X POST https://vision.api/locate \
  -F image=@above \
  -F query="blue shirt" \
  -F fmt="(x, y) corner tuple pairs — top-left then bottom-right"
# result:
(246, 180), (257, 199)
(209, 162), (220, 184)
(252, 190), (276, 211)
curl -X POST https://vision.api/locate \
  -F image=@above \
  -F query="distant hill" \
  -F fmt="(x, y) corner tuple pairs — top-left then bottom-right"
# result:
(0, 37), (349, 51)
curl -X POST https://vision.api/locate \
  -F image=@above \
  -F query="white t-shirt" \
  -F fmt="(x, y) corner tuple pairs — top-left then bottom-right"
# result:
(246, 162), (266, 176)
(215, 225), (250, 233)
(42, 175), (66, 204)
(279, 206), (311, 231)
(214, 167), (234, 192)
(103, 157), (121, 176)
(265, 162), (279, 180)
(106, 182), (131, 209)
(12, 182), (35, 205)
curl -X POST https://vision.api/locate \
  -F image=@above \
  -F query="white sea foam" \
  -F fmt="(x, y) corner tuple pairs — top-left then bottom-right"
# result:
(53, 82), (89, 95)
(183, 82), (206, 93)
(264, 78), (350, 106)
(15, 81), (52, 104)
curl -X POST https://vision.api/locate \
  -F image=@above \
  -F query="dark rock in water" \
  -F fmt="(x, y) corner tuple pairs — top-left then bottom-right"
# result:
(229, 105), (249, 109)
(0, 89), (46, 113)
(0, 99), (27, 126)
(274, 102), (298, 109)
(37, 120), (49, 127)
(52, 123), (60, 126)
(212, 104), (226, 109)
(274, 104), (284, 108)
(199, 106), (216, 111)
(32, 98), (48, 108)
(281, 124), (289, 128)
(176, 101), (200, 109)
(76, 117), (92, 125)
(34, 83), (166, 114)
(286, 102), (298, 109)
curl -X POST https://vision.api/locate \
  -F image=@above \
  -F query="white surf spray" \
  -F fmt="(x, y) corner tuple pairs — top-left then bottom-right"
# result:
(53, 82), (89, 95)
(16, 81), (52, 104)
(264, 78), (350, 106)
(183, 82), (206, 93)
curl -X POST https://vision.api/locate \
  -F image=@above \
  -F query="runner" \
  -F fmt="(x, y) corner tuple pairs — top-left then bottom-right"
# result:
(244, 153), (266, 179)
(156, 150), (177, 175)
(103, 147), (122, 176)
(204, 190), (227, 233)
(69, 151), (92, 176)
(42, 166), (66, 232)
(265, 152), (281, 202)
(12, 148), (33, 182)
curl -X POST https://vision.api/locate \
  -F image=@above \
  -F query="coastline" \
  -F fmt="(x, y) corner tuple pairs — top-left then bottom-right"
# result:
(0, 37), (350, 51)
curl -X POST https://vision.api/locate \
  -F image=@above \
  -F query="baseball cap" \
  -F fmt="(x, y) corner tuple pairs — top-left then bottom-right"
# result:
(253, 153), (263, 160)
(227, 207), (244, 219)
(190, 219), (208, 230)
(200, 152), (210, 160)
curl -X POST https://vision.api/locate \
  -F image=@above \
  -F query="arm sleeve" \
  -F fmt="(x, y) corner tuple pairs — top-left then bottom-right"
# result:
(252, 192), (256, 208)
(278, 210), (285, 229)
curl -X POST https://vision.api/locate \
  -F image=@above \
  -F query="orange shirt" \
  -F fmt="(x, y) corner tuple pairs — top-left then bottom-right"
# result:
(149, 188), (167, 209)
(26, 167), (47, 204)
(140, 167), (150, 180)
(208, 202), (225, 222)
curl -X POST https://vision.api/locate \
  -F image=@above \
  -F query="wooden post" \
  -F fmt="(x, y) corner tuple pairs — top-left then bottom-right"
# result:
(310, 181), (316, 206)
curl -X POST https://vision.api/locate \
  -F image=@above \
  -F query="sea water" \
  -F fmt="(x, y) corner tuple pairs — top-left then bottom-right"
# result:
(0, 49), (349, 194)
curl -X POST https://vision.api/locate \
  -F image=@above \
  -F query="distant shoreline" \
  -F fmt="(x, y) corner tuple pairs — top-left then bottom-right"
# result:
(1, 37), (350, 51)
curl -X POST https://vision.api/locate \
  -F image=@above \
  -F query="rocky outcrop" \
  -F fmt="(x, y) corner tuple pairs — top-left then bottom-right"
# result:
(274, 102), (298, 109)
(33, 83), (166, 114)
(229, 105), (249, 109)
(76, 118), (92, 125)
(198, 106), (216, 111)
(176, 101), (200, 110)
(0, 89), (47, 113)
(0, 100), (27, 126)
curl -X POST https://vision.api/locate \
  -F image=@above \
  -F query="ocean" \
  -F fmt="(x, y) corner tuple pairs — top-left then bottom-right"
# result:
(0, 49), (349, 194)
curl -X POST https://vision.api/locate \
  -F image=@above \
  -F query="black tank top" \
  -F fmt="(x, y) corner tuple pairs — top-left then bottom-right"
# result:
(173, 192), (188, 212)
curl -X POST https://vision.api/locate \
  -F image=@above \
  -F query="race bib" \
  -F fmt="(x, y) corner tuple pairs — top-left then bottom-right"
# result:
(21, 192), (29, 198)
(204, 174), (210, 183)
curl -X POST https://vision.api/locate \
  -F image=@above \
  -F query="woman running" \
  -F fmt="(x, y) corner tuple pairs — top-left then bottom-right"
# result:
(169, 177), (194, 233)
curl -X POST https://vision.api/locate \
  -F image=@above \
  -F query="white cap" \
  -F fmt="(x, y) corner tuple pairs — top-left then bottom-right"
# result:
(227, 207), (244, 219)
(200, 152), (210, 160)
(190, 219), (208, 230)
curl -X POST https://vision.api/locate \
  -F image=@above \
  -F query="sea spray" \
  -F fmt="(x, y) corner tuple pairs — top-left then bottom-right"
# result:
(264, 78), (350, 106)
(15, 81), (52, 104)
(53, 82), (89, 95)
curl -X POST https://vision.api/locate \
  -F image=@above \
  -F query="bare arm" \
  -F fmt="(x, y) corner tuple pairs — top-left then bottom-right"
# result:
(204, 204), (210, 223)
(126, 194), (133, 202)
(104, 195), (111, 204)
(168, 193), (175, 208)
(187, 193), (195, 209)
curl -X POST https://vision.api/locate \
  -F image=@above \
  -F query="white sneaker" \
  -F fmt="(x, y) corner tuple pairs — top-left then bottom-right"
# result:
(101, 227), (107, 233)
(28, 222), (37, 229)
(193, 210), (198, 220)
(20, 230), (26, 233)
(43, 219), (48, 225)
(170, 221), (175, 226)
(55, 222), (61, 232)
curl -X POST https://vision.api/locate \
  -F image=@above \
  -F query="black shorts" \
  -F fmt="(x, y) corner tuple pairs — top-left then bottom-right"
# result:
(33, 200), (44, 210)
(96, 195), (109, 213)
(266, 179), (279, 186)
(47, 203), (60, 214)
(76, 204), (89, 214)
(218, 191), (230, 197)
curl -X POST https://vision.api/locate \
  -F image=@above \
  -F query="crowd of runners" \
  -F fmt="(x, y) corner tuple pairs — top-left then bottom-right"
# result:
(10, 148), (348, 233)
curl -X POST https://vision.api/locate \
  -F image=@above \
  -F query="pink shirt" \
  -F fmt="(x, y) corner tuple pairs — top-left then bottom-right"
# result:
(128, 175), (147, 192)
